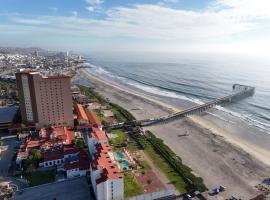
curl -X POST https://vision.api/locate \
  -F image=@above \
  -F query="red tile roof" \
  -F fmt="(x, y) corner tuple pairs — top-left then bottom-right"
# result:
(64, 145), (80, 155)
(85, 108), (102, 127)
(64, 150), (90, 170)
(17, 151), (29, 159)
(91, 143), (122, 183)
(43, 145), (82, 162)
(26, 140), (40, 149)
(46, 126), (75, 145)
(91, 128), (108, 141)
(43, 152), (63, 162)
(75, 104), (88, 121)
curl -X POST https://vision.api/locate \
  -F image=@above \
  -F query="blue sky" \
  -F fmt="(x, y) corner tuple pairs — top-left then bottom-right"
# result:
(0, 0), (270, 56)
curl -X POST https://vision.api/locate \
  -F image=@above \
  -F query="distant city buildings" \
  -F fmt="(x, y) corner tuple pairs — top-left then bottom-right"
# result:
(16, 69), (73, 128)
(34, 50), (39, 57)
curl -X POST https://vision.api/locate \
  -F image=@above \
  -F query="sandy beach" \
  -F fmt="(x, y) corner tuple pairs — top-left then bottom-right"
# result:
(75, 68), (270, 198)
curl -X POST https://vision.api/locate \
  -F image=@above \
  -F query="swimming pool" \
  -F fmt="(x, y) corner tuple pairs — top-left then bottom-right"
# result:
(120, 160), (129, 170)
(116, 152), (124, 160)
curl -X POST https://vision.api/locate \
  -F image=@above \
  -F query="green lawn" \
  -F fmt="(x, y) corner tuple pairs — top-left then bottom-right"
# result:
(23, 170), (55, 187)
(127, 142), (137, 153)
(124, 172), (144, 198)
(94, 110), (108, 125)
(144, 144), (189, 193)
(111, 108), (127, 122)
(110, 129), (128, 145)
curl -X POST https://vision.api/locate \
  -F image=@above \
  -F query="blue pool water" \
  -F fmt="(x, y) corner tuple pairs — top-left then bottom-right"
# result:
(116, 152), (124, 160)
(120, 160), (129, 169)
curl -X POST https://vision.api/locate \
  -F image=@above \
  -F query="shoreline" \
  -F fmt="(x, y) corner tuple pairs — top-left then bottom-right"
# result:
(74, 68), (270, 198)
(77, 68), (270, 167)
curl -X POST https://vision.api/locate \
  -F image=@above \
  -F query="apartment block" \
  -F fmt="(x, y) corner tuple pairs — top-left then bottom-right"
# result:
(16, 69), (73, 128)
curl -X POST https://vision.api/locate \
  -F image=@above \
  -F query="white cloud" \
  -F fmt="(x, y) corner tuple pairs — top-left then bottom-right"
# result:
(7, 3), (269, 39)
(85, 0), (104, 12)
(86, 6), (95, 12)
(11, 18), (50, 25)
(72, 11), (78, 17)
(162, 0), (178, 3)
(3, 0), (270, 54)
(85, 0), (104, 5)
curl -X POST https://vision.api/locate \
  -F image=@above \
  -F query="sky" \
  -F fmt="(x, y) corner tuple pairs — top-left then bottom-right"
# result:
(0, 0), (270, 56)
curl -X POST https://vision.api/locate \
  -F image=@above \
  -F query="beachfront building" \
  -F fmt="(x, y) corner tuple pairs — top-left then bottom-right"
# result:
(16, 69), (73, 128)
(90, 143), (124, 200)
(85, 108), (102, 129)
(87, 127), (108, 155)
(87, 128), (124, 200)
(74, 104), (89, 125)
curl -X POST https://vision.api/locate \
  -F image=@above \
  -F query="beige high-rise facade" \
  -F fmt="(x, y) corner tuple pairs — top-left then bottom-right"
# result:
(16, 69), (73, 128)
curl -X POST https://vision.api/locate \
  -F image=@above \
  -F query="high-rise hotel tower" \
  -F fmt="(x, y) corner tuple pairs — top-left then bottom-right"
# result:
(16, 69), (73, 128)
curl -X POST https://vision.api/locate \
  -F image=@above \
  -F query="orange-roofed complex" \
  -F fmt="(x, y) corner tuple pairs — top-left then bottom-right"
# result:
(40, 126), (75, 145)
(87, 127), (108, 156)
(87, 127), (123, 200)
(75, 104), (89, 125)
(85, 108), (102, 128)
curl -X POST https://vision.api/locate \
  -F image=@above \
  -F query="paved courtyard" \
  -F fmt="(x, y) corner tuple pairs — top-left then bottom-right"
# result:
(14, 177), (93, 200)
(135, 171), (166, 194)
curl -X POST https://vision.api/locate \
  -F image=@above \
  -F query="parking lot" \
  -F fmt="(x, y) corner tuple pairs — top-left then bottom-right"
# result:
(14, 177), (92, 200)
(0, 135), (17, 177)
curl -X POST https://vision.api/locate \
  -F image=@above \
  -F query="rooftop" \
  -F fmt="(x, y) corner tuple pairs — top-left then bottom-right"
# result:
(85, 108), (102, 127)
(64, 150), (90, 170)
(42, 126), (75, 145)
(75, 104), (88, 121)
(91, 127), (108, 141)
(91, 143), (122, 183)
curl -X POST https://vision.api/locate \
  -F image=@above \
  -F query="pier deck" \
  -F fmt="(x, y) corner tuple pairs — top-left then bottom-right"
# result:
(106, 84), (255, 129)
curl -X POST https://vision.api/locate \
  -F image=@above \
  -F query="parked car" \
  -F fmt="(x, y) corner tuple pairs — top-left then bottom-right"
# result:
(183, 194), (192, 200)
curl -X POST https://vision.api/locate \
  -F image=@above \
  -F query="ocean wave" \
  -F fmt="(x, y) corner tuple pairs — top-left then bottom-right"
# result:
(167, 80), (209, 91)
(84, 61), (270, 134)
(123, 75), (215, 100)
(253, 113), (270, 122)
(215, 106), (270, 133)
(85, 62), (205, 104)
(248, 102), (270, 112)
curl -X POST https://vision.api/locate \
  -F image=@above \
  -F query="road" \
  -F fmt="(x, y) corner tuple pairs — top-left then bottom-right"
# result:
(14, 177), (92, 200)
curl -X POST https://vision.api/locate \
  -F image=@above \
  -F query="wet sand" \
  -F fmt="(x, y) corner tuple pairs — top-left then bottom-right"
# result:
(75, 69), (270, 198)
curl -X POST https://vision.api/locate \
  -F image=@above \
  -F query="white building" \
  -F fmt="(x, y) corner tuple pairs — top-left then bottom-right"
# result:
(39, 146), (89, 179)
(87, 128), (124, 200)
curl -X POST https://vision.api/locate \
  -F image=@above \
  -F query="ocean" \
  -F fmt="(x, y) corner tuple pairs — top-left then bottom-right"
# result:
(83, 53), (270, 134)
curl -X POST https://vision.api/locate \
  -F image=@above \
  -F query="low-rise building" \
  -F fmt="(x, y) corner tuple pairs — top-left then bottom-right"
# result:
(39, 145), (90, 178)
(87, 127), (108, 155)
(74, 104), (89, 125)
(16, 125), (90, 179)
(87, 127), (124, 200)
(102, 110), (114, 118)
(87, 102), (101, 110)
(85, 108), (102, 129)
(40, 126), (75, 145)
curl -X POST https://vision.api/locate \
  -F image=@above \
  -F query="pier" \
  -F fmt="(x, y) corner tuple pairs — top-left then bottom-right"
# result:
(105, 84), (255, 129)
